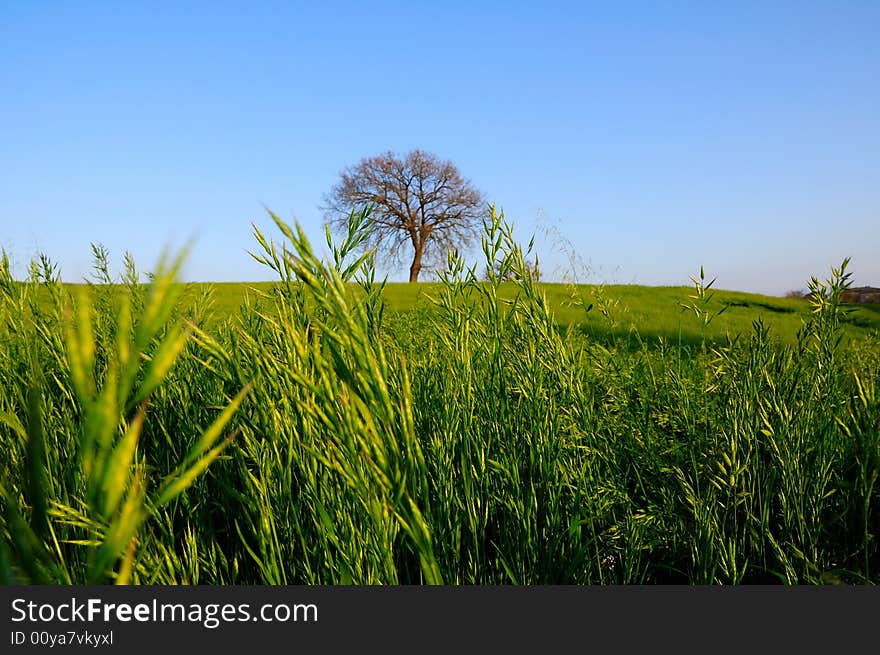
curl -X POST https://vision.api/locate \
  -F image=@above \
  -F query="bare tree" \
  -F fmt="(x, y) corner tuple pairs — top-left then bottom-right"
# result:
(323, 149), (486, 282)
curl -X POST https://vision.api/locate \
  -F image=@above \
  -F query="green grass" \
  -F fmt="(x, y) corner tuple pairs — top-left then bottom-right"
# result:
(175, 280), (880, 353)
(1, 207), (878, 585)
(107, 278), (879, 344)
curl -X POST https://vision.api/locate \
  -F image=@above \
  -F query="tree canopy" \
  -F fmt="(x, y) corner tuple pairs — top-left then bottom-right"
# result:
(323, 149), (486, 282)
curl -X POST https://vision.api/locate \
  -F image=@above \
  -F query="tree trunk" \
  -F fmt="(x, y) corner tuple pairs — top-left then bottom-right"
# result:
(409, 244), (424, 283)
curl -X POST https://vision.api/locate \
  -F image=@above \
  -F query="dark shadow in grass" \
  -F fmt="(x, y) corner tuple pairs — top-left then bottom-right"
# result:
(848, 302), (880, 316)
(571, 322), (731, 352)
(843, 303), (880, 331)
(722, 299), (795, 314)
(847, 314), (874, 328)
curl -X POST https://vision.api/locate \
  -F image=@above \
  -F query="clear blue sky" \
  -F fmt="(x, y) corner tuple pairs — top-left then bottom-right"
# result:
(2, 1), (878, 294)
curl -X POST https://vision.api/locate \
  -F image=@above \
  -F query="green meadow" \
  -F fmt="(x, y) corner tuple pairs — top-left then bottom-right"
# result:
(1, 210), (878, 585)
(193, 280), (880, 346)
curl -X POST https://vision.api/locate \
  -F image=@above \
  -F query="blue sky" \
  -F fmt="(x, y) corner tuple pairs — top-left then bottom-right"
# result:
(1, 1), (877, 294)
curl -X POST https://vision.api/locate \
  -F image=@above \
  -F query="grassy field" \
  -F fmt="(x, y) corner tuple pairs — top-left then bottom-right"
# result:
(191, 279), (880, 347)
(1, 210), (878, 585)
